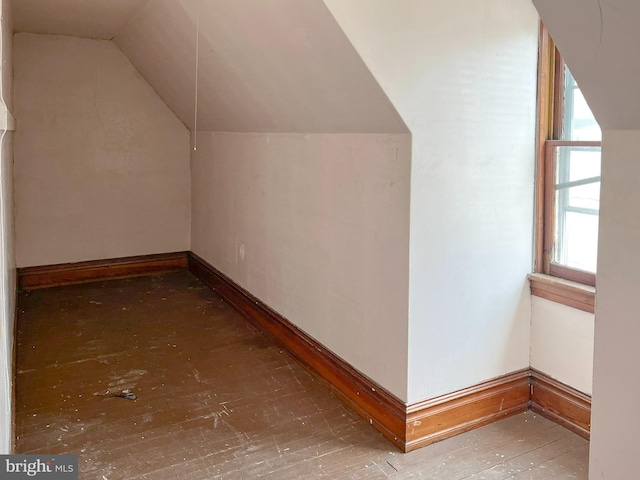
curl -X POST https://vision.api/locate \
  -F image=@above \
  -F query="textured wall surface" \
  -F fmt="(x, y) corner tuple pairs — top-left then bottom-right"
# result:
(325, 0), (539, 402)
(191, 132), (411, 400)
(14, 34), (191, 267)
(530, 296), (594, 394)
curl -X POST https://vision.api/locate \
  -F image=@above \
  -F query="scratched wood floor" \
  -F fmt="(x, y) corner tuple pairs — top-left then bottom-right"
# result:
(15, 271), (589, 479)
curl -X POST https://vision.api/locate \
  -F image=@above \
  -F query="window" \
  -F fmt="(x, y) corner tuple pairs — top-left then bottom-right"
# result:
(535, 25), (601, 287)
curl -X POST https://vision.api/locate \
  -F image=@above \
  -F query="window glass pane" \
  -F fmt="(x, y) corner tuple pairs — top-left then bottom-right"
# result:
(553, 145), (601, 273)
(562, 212), (599, 272)
(562, 67), (602, 141)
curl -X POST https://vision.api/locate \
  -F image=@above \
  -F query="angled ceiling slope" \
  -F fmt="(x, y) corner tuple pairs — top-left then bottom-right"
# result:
(12, 0), (150, 40)
(13, 0), (407, 134)
(115, 0), (406, 133)
(534, 0), (640, 130)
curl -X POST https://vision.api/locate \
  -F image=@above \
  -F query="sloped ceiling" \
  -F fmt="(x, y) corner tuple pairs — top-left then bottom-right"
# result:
(12, 0), (407, 134)
(12, 0), (150, 40)
(534, 0), (640, 130)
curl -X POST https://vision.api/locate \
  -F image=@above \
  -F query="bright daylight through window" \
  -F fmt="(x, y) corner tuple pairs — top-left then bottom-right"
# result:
(538, 28), (601, 287)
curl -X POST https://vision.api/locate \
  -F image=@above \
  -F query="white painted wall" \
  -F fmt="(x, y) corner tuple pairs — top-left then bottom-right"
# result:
(191, 132), (411, 400)
(14, 34), (191, 267)
(588, 130), (640, 478)
(324, 0), (539, 402)
(0, 0), (13, 454)
(530, 297), (594, 394)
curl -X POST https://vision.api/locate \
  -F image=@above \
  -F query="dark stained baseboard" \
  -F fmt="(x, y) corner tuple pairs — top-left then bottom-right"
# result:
(530, 368), (591, 439)
(18, 251), (592, 450)
(188, 253), (565, 452)
(17, 252), (189, 290)
(187, 252), (408, 450)
(405, 370), (531, 451)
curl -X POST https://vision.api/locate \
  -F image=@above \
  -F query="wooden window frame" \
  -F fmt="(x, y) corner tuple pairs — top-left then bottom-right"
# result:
(542, 140), (600, 287)
(531, 24), (598, 311)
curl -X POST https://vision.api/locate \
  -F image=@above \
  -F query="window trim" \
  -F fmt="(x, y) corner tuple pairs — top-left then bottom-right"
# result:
(534, 25), (600, 288)
(534, 23), (553, 277)
(531, 24), (598, 310)
(529, 273), (595, 314)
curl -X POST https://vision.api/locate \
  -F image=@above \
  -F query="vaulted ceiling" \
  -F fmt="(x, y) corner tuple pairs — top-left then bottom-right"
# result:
(11, 0), (407, 134)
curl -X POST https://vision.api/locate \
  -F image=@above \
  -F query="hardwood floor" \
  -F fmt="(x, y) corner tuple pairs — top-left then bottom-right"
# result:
(15, 271), (589, 479)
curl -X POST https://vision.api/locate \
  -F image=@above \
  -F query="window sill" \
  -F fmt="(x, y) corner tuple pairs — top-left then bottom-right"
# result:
(528, 273), (595, 314)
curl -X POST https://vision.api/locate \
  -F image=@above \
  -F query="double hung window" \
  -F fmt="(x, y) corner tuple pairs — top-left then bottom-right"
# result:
(536, 27), (601, 287)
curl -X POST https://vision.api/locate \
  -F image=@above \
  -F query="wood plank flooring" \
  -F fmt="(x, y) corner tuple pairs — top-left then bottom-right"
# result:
(15, 271), (589, 479)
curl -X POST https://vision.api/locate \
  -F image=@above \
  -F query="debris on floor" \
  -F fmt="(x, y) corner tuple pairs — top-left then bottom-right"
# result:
(113, 389), (137, 400)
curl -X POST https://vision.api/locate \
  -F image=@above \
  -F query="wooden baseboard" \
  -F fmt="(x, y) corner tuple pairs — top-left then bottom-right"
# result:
(529, 368), (591, 439)
(17, 252), (189, 290)
(188, 253), (592, 451)
(187, 252), (408, 450)
(188, 253), (549, 452)
(15, 252), (592, 450)
(405, 370), (530, 451)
